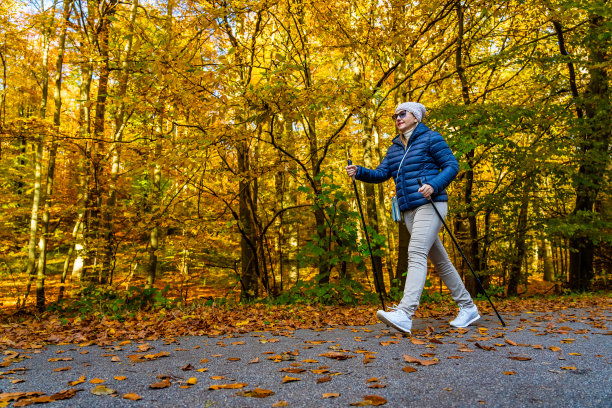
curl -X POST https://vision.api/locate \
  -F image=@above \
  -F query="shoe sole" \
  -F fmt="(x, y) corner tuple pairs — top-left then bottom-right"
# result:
(450, 313), (481, 328)
(376, 310), (411, 334)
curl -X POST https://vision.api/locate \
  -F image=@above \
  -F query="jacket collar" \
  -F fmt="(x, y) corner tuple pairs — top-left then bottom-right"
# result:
(392, 122), (430, 147)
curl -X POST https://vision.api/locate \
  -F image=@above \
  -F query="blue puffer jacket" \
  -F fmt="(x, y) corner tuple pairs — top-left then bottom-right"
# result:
(355, 122), (459, 212)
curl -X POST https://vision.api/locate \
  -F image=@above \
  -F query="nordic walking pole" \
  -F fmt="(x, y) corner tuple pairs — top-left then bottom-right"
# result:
(348, 159), (386, 311)
(417, 179), (505, 327)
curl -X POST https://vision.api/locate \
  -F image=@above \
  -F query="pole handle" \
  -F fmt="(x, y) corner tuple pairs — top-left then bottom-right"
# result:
(348, 159), (353, 165)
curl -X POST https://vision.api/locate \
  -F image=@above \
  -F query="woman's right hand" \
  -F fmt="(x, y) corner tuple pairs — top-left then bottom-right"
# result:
(345, 165), (357, 179)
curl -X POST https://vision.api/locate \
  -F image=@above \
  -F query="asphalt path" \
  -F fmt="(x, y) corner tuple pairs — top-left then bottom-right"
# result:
(1, 306), (610, 407)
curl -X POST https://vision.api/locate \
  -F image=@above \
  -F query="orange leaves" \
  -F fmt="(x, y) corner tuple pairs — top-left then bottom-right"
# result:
(279, 367), (306, 374)
(127, 351), (169, 363)
(237, 388), (275, 398)
(150, 377), (171, 389)
(350, 395), (387, 406)
(475, 343), (496, 351)
(402, 354), (438, 366)
(1, 389), (82, 406)
(508, 356), (532, 361)
(318, 351), (354, 360)
(67, 375), (86, 386)
(209, 383), (248, 390)
(281, 375), (301, 383)
(123, 393), (142, 401)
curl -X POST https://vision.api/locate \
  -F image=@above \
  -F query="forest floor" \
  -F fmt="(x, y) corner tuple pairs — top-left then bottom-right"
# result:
(0, 293), (610, 407)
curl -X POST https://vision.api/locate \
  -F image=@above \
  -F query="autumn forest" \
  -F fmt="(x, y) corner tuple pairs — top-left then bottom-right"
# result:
(0, 0), (610, 313)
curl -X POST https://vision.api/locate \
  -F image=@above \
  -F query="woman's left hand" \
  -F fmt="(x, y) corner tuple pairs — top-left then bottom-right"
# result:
(418, 183), (434, 199)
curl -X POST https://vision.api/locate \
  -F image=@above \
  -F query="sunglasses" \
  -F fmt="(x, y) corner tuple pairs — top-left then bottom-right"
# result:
(392, 110), (409, 121)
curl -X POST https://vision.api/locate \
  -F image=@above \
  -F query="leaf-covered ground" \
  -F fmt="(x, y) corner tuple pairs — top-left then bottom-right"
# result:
(0, 294), (609, 407)
(0, 294), (609, 350)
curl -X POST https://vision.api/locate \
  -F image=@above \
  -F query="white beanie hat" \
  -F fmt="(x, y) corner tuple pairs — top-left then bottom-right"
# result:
(395, 102), (427, 122)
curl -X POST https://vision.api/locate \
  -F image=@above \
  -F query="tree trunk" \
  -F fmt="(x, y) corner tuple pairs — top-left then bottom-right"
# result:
(89, 0), (117, 284)
(147, 120), (163, 289)
(35, 0), (72, 311)
(25, 1), (55, 307)
(238, 137), (259, 299)
(567, 13), (611, 291)
(541, 239), (554, 282)
(507, 185), (530, 296)
(103, 0), (138, 285)
(454, 1), (480, 295)
(72, 49), (94, 283)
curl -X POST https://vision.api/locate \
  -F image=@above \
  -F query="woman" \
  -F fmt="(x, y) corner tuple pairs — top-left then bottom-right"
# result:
(345, 102), (479, 334)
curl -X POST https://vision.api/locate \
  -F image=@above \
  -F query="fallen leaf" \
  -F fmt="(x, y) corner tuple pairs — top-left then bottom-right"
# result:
(150, 379), (171, 389)
(228, 357), (241, 361)
(123, 393), (142, 401)
(402, 354), (420, 364)
(350, 395), (387, 406)
(282, 375), (300, 383)
(181, 364), (194, 371)
(504, 371), (516, 375)
(323, 393), (340, 398)
(508, 356), (531, 361)
(402, 366), (417, 373)
(68, 375), (86, 386)
(447, 356), (463, 359)
(410, 338), (426, 345)
(209, 383), (248, 390)
(504, 338), (518, 346)
(380, 341), (398, 346)
(279, 367), (306, 374)
(114, 376), (127, 381)
(89, 378), (105, 384)
(137, 343), (152, 352)
(317, 376), (332, 383)
(200, 358), (210, 363)
(301, 359), (319, 363)
(369, 384), (387, 389)
(249, 357), (259, 364)
(272, 401), (289, 407)
(50, 389), (80, 401)
(54, 367), (71, 372)
(90, 385), (115, 396)
(48, 357), (73, 362)
(561, 366), (577, 370)
(549, 346), (562, 352)
(569, 353), (581, 356)
(475, 343), (496, 351)
(237, 388), (275, 398)
(319, 352), (353, 360)
(187, 377), (197, 385)
(211, 376), (226, 380)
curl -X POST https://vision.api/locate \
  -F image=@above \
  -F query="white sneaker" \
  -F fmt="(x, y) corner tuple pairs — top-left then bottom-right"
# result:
(376, 307), (412, 333)
(450, 305), (480, 328)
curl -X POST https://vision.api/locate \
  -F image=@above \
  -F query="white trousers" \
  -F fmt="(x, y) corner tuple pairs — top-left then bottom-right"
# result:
(397, 201), (474, 318)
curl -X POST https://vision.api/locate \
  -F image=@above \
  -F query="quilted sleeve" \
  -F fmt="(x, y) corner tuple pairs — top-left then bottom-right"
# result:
(355, 147), (393, 183)
(427, 132), (459, 193)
